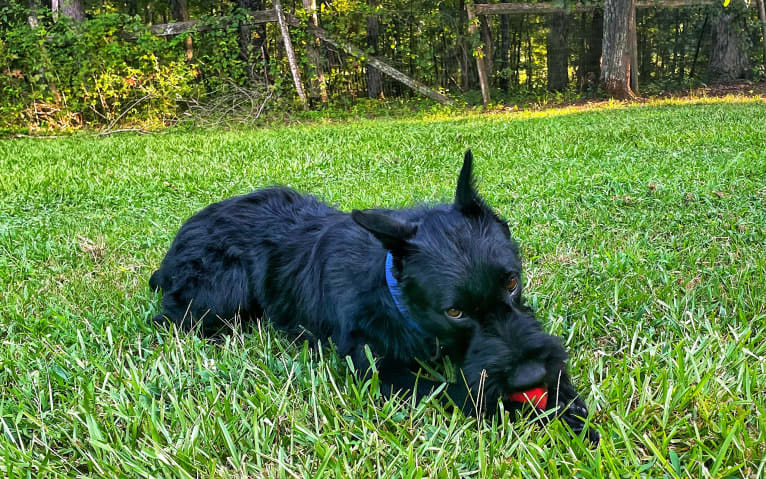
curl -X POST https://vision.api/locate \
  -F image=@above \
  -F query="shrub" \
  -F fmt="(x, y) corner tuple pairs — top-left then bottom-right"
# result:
(0, 6), (199, 130)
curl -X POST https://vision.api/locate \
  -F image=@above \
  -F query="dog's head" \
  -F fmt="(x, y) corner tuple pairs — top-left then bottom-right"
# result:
(459, 307), (569, 415)
(352, 151), (564, 393)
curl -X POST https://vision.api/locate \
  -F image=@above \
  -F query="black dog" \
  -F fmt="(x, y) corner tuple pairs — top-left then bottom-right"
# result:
(150, 151), (597, 441)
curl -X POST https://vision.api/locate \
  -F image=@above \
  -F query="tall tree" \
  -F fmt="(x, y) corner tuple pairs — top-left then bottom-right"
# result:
(758, 0), (766, 65)
(577, 10), (603, 92)
(170, 0), (193, 61)
(600, 0), (636, 98)
(304, 0), (328, 102)
(547, 12), (570, 91)
(457, 0), (477, 91)
(498, 3), (511, 91)
(366, 0), (383, 98)
(480, 14), (493, 82)
(707, 9), (750, 82)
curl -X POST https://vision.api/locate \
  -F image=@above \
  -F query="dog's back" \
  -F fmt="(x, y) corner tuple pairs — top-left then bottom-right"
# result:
(151, 186), (348, 336)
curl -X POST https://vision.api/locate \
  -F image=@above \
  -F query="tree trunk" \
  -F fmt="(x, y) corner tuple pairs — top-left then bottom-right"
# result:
(514, 18), (522, 86)
(578, 10), (602, 92)
(637, 11), (651, 83)
(302, 0), (328, 102)
(171, 0), (193, 61)
(480, 14), (493, 82)
(707, 11), (750, 83)
(366, 0), (383, 98)
(457, 0), (477, 91)
(600, 0), (635, 99)
(499, 5), (511, 91)
(575, 13), (587, 88)
(60, 0), (85, 22)
(467, 3), (491, 105)
(758, 0), (766, 66)
(238, 0), (269, 84)
(525, 21), (533, 88)
(629, 2), (638, 92)
(409, 14), (416, 78)
(677, 19), (687, 82)
(547, 12), (569, 91)
(274, 0), (308, 109)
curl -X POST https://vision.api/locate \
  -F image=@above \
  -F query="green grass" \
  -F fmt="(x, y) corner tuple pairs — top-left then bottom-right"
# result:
(1, 97), (765, 478)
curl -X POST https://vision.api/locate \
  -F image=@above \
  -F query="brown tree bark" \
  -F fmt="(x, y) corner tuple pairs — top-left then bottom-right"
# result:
(171, 0), (193, 61)
(513, 17), (523, 86)
(480, 14), (493, 81)
(525, 21), (533, 88)
(304, 0), (329, 102)
(60, 0), (85, 22)
(457, 0), (477, 91)
(366, 0), (384, 98)
(600, 0), (636, 99)
(707, 11), (750, 82)
(759, 0), (766, 66)
(467, 2), (491, 105)
(576, 11), (602, 91)
(547, 12), (569, 91)
(629, 2), (638, 92)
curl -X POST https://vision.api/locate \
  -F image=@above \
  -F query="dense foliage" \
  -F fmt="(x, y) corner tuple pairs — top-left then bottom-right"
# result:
(1, 1), (764, 130)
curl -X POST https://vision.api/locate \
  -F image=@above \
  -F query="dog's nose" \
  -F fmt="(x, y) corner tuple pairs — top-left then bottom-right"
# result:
(509, 362), (546, 391)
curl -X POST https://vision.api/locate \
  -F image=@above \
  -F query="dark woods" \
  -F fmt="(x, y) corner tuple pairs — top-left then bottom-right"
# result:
(1, 0), (763, 129)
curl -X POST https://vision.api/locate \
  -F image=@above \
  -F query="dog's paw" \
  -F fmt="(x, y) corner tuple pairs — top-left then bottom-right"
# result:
(559, 399), (588, 419)
(557, 400), (599, 445)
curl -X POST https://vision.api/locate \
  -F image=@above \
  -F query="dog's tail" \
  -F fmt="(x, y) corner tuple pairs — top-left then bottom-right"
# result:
(149, 269), (163, 291)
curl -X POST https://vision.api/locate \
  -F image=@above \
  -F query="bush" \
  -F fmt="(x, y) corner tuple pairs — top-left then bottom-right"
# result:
(0, 6), (199, 130)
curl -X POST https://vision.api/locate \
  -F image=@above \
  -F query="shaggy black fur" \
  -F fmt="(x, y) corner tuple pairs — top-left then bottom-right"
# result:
(150, 150), (598, 442)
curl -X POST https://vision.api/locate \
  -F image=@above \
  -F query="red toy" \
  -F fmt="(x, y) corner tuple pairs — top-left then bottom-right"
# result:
(508, 386), (548, 409)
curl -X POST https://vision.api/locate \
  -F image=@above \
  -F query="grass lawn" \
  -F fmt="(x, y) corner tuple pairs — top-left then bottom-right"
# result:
(1, 98), (765, 477)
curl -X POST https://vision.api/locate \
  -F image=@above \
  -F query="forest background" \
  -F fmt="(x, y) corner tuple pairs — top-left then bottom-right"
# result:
(1, 0), (765, 132)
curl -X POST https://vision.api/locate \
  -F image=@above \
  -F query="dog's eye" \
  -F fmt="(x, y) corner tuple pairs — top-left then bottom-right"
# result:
(445, 308), (464, 320)
(507, 277), (519, 294)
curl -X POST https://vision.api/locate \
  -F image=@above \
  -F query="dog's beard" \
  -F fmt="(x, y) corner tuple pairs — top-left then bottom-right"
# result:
(455, 308), (568, 414)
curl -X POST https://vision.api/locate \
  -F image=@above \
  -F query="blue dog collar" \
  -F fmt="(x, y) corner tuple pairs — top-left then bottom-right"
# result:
(385, 252), (424, 334)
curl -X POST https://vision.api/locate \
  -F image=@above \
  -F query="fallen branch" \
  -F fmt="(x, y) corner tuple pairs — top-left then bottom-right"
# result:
(98, 95), (152, 135)
(96, 128), (150, 136)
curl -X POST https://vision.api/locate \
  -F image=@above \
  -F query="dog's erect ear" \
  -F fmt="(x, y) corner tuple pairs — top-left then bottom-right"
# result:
(455, 149), (488, 217)
(352, 209), (417, 253)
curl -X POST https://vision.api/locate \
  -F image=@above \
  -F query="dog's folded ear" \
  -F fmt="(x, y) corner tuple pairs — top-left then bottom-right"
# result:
(351, 209), (417, 254)
(455, 149), (490, 217)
